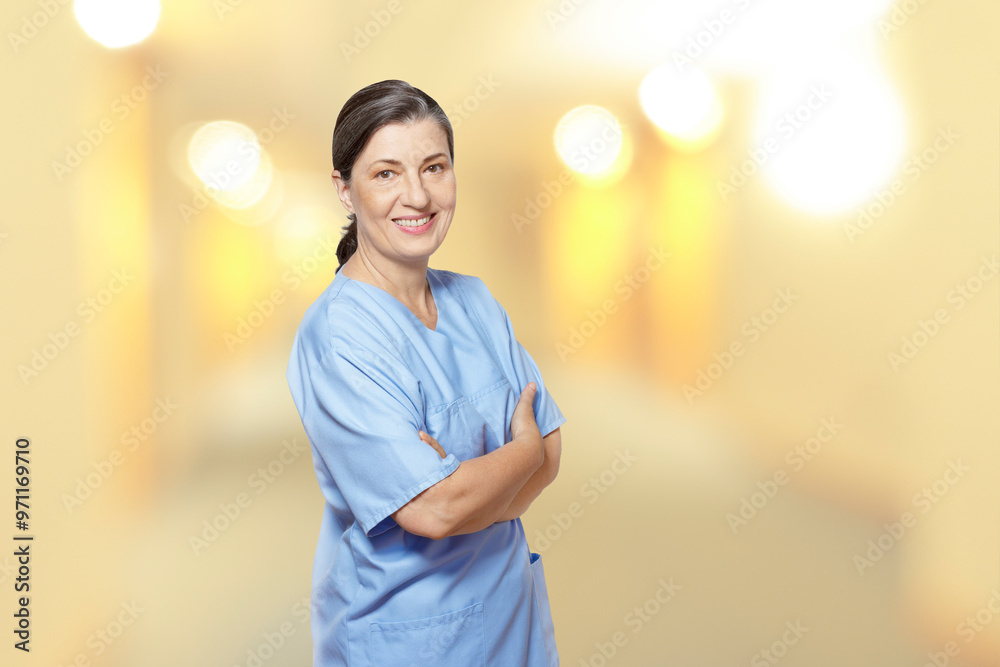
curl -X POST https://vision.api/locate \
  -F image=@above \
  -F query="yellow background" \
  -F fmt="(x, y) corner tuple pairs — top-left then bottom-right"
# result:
(1, 0), (997, 665)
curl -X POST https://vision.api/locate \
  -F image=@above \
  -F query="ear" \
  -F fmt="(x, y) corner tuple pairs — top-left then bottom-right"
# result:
(331, 169), (354, 217)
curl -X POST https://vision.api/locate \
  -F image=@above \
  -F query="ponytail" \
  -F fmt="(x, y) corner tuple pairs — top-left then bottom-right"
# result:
(335, 217), (358, 274)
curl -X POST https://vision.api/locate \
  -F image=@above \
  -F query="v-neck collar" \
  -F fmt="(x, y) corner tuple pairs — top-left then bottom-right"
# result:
(338, 266), (444, 335)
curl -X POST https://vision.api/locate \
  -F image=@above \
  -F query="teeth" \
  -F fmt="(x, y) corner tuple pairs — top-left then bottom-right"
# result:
(393, 215), (432, 227)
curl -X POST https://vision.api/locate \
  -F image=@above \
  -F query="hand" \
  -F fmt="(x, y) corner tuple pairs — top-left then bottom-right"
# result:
(510, 383), (543, 460)
(418, 430), (447, 459)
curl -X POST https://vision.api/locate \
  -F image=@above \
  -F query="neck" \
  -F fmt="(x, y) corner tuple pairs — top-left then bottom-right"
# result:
(341, 250), (431, 310)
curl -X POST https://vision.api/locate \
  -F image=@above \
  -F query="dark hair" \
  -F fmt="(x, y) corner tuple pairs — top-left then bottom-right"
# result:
(332, 80), (454, 273)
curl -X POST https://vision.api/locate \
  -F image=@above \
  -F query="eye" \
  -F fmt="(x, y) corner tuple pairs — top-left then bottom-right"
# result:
(427, 163), (443, 173)
(376, 170), (393, 179)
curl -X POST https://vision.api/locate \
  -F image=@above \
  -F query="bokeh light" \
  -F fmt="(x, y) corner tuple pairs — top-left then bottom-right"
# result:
(187, 121), (274, 210)
(755, 50), (907, 215)
(74, 0), (161, 48)
(639, 63), (724, 151)
(554, 105), (628, 180)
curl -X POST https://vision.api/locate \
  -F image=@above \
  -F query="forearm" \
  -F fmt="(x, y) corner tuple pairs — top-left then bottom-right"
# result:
(493, 460), (556, 522)
(447, 435), (545, 536)
(394, 433), (543, 539)
(494, 429), (561, 522)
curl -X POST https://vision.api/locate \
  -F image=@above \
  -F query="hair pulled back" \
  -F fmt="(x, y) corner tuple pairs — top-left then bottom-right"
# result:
(331, 80), (454, 273)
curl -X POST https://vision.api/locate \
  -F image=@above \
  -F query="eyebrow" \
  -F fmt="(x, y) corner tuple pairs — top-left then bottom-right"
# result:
(370, 152), (449, 168)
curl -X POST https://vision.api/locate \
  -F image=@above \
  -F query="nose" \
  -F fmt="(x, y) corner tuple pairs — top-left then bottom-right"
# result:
(400, 169), (431, 209)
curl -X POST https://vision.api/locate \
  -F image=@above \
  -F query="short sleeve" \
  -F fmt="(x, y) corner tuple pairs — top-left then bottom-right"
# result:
(490, 293), (567, 438)
(289, 343), (460, 537)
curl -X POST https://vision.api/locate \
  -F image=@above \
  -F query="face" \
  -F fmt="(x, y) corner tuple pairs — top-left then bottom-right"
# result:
(332, 118), (456, 269)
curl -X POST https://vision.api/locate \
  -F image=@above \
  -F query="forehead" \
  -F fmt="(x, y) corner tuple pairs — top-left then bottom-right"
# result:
(358, 119), (449, 165)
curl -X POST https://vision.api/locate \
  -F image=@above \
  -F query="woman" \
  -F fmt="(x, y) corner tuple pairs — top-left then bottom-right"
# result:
(286, 79), (567, 666)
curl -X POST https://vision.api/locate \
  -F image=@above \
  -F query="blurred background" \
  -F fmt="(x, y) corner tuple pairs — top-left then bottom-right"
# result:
(1, 0), (997, 665)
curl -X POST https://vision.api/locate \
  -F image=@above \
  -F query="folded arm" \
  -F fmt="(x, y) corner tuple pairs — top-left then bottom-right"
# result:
(391, 384), (545, 539)
(493, 427), (561, 522)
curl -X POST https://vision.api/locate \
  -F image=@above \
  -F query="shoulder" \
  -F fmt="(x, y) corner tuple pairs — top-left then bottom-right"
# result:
(431, 267), (513, 345)
(431, 267), (501, 314)
(290, 273), (404, 368)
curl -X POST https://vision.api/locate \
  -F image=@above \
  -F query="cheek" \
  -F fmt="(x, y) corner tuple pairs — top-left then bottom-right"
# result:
(430, 179), (457, 206)
(355, 184), (392, 214)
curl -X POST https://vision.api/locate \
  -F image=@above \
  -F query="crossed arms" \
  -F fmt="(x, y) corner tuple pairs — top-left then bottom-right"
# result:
(391, 383), (562, 540)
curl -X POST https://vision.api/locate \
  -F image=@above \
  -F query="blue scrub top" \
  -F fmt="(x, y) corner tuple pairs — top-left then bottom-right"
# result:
(286, 266), (567, 667)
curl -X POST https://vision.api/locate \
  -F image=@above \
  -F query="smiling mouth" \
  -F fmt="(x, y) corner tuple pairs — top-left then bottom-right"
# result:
(392, 213), (435, 227)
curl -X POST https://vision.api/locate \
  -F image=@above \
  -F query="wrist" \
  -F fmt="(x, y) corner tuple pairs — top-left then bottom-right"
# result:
(512, 432), (544, 469)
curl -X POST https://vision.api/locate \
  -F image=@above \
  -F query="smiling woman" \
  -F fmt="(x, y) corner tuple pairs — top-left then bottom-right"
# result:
(285, 80), (566, 667)
(333, 117), (456, 312)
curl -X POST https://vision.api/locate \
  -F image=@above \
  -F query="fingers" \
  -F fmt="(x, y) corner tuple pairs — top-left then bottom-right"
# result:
(516, 382), (537, 413)
(418, 430), (447, 459)
(511, 382), (540, 442)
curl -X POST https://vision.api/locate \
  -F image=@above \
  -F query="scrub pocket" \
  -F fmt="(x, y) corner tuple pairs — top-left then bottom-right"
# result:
(369, 602), (486, 667)
(531, 551), (559, 666)
(425, 378), (509, 461)
(467, 377), (515, 455)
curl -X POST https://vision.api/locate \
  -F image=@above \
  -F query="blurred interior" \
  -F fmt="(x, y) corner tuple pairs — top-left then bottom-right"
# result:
(1, 0), (997, 665)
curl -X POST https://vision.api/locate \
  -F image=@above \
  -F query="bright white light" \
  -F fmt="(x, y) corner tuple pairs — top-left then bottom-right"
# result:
(556, 0), (898, 75)
(188, 121), (273, 209)
(639, 64), (723, 149)
(554, 106), (624, 177)
(705, 0), (898, 74)
(754, 52), (907, 215)
(189, 122), (261, 192)
(212, 151), (273, 210)
(74, 0), (160, 48)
